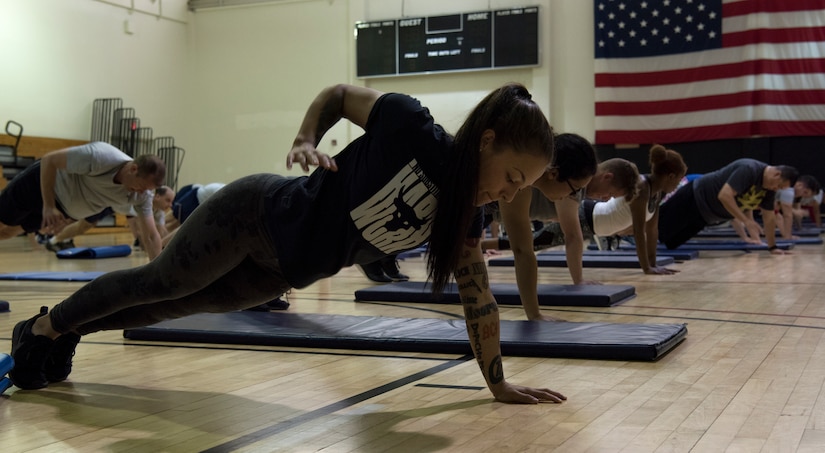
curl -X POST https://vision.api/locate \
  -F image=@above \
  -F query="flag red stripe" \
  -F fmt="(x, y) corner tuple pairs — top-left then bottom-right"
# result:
(724, 27), (825, 47)
(723, 0), (825, 17)
(595, 90), (825, 115)
(596, 121), (825, 144)
(595, 58), (825, 87)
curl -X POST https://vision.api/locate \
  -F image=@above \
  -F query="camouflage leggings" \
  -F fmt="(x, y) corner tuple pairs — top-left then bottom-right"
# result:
(49, 174), (292, 335)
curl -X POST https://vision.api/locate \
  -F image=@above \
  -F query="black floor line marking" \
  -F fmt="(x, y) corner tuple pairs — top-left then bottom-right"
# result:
(199, 355), (474, 453)
(415, 383), (485, 390)
(541, 308), (825, 330)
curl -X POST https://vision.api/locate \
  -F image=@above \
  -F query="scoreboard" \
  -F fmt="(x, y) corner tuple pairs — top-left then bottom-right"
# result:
(355, 7), (539, 78)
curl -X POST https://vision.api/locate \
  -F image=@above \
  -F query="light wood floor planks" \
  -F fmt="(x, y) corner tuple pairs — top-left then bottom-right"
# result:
(1, 230), (824, 452)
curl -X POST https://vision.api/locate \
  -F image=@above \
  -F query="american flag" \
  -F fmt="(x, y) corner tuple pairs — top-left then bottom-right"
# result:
(594, 0), (825, 144)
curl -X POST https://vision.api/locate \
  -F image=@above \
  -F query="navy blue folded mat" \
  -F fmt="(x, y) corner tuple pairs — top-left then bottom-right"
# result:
(0, 271), (104, 281)
(123, 311), (687, 361)
(0, 300), (9, 312)
(56, 245), (132, 259)
(616, 241), (795, 251)
(581, 248), (699, 260)
(488, 253), (674, 268)
(697, 227), (822, 238)
(354, 281), (634, 307)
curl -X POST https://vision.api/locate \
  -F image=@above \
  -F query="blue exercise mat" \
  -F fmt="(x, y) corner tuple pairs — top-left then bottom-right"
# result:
(567, 248), (699, 260)
(613, 241), (795, 252)
(0, 271), (105, 281)
(697, 227), (822, 238)
(56, 245), (132, 259)
(683, 237), (820, 245)
(0, 300), (9, 312)
(354, 281), (635, 307)
(488, 253), (674, 268)
(124, 311), (687, 361)
(0, 353), (13, 394)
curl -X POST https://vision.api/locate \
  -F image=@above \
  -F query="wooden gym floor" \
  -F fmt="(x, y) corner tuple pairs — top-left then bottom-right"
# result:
(1, 229), (824, 452)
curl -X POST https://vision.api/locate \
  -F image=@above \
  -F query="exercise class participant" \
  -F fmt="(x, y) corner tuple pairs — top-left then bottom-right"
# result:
(10, 83), (566, 404)
(658, 158), (798, 252)
(585, 144), (687, 274)
(0, 142), (166, 259)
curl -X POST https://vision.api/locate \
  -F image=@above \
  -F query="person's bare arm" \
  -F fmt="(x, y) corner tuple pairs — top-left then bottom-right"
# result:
(718, 183), (763, 239)
(499, 190), (545, 320)
(778, 201), (794, 239)
(455, 237), (566, 404)
(761, 208), (787, 254)
(287, 84), (383, 172)
(136, 215), (162, 260)
(556, 197), (592, 284)
(629, 184), (653, 272)
(39, 149), (71, 234)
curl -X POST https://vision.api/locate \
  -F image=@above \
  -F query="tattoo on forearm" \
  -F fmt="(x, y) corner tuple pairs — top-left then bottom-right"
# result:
(470, 322), (483, 365)
(481, 321), (499, 340)
(458, 279), (482, 293)
(464, 301), (498, 321)
(488, 355), (504, 384)
(455, 265), (470, 278)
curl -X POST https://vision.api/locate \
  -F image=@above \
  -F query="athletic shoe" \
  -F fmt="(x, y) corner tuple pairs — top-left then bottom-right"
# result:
(357, 261), (392, 283)
(35, 233), (52, 244)
(45, 239), (76, 253)
(9, 306), (53, 390)
(265, 297), (290, 310)
(379, 256), (409, 282)
(44, 332), (81, 383)
(243, 297), (291, 312)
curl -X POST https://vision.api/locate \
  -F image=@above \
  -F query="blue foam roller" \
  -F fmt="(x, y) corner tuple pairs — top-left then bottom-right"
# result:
(56, 245), (132, 259)
(0, 300), (9, 312)
(0, 353), (14, 377)
(0, 377), (11, 395)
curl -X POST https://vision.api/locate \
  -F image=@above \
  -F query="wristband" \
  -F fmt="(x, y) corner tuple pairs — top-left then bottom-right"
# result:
(768, 245), (778, 251)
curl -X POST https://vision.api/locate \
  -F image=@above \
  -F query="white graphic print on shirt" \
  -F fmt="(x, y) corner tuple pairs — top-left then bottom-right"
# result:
(351, 159), (438, 254)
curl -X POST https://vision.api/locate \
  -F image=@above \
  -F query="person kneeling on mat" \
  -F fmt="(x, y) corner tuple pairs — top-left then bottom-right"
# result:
(9, 83), (566, 405)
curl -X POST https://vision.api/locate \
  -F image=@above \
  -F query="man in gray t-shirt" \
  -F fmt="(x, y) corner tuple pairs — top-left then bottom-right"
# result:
(658, 158), (798, 252)
(0, 141), (167, 259)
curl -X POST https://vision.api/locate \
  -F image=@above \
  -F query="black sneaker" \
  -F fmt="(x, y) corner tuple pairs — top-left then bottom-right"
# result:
(9, 306), (53, 390)
(379, 256), (409, 282)
(44, 332), (81, 383)
(265, 297), (290, 310)
(35, 233), (52, 244)
(45, 240), (75, 253)
(357, 261), (392, 283)
(243, 297), (290, 312)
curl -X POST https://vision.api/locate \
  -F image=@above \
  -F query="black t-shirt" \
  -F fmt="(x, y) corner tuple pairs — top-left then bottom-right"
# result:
(693, 158), (775, 223)
(264, 93), (479, 288)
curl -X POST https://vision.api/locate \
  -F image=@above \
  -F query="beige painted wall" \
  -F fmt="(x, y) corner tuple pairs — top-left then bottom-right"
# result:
(1, 0), (596, 185)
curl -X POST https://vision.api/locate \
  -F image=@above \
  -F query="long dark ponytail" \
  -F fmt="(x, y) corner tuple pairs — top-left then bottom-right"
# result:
(427, 83), (554, 292)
